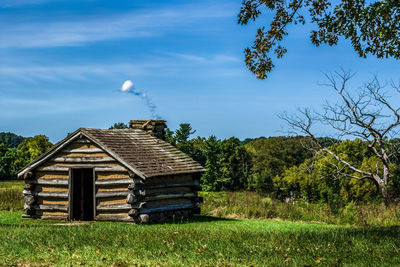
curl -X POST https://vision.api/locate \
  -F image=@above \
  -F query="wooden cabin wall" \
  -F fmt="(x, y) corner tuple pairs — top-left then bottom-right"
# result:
(127, 173), (203, 224)
(23, 137), (133, 221)
(95, 171), (132, 222)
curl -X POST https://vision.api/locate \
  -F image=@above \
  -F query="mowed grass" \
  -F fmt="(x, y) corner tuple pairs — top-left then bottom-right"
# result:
(1, 181), (400, 265)
(0, 211), (400, 266)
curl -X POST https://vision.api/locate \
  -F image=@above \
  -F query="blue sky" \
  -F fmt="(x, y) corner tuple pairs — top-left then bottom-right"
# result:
(0, 0), (399, 142)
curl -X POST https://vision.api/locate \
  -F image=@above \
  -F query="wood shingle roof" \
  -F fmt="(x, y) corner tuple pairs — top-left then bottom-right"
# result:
(18, 128), (206, 178)
(81, 128), (206, 177)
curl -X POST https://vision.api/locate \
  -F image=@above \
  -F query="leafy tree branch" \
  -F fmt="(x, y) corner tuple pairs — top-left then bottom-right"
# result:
(239, 0), (400, 79)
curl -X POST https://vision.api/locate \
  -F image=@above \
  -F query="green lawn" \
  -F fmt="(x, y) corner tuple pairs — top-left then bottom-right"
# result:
(0, 211), (399, 266)
(1, 181), (400, 265)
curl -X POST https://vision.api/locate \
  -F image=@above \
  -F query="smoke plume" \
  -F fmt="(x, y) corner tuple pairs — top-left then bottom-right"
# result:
(120, 80), (160, 119)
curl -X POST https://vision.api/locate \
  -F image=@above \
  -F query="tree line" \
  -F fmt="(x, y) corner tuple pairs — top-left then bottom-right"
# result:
(2, 121), (399, 206)
(0, 133), (52, 180)
(164, 123), (400, 206)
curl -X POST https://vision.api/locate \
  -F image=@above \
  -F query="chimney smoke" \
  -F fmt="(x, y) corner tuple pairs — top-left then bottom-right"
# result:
(120, 80), (160, 119)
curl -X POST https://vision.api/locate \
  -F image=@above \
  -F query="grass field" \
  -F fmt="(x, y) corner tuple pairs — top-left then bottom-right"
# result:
(1, 181), (400, 265)
(201, 191), (400, 226)
(0, 180), (23, 211)
(1, 211), (400, 266)
(3, 181), (400, 226)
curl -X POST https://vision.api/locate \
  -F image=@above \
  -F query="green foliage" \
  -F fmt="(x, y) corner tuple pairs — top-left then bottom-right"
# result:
(341, 201), (358, 225)
(261, 197), (272, 208)
(0, 145), (18, 180)
(274, 139), (384, 205)
(245, 136), (312, 193)
(175, 123), (195, 143)
(166, 122), (397, 205)
(166, 123), (196, 149)
(109, 122), (129, 129)
(182, 136), (207, 166)
(12, 135), (52, 178)
(166, 124), (207, 167)
(165, 127), (176, 145)
(0, 134), (52, 180)
(201, 136), (221, 191)
(201, 136), (252, 191)
(166, 124), (252, 192)
(0, 123), (396, 206)
(238, 0), (400, 79)
(0, 132), (25, 148)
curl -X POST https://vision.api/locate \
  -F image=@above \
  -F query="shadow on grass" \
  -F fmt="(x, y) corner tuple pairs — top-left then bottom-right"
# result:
(192, 215), (236, 222)
(165, 215), (236, 224)
(1, 221), (400, 247)
(0, 220), (72, 228)
(1, 213), (400, 241)
(135, 215), (236, 226)
(152, 215), (400, 240)
(0, 215), (233, 228)
(344, 225), (400, 238)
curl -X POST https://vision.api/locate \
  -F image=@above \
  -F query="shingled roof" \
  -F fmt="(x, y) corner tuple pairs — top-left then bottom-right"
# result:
(18, 128), (206, 179)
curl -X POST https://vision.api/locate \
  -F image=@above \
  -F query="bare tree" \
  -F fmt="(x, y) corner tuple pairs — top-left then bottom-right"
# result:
(280, 70), (400, 203)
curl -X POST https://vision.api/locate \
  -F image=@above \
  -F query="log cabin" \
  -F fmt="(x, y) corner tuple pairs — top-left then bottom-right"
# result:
(18, 120), (205, 223)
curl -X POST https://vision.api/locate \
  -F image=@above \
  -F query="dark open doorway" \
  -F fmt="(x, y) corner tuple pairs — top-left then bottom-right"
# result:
(70, 168), (95, 221)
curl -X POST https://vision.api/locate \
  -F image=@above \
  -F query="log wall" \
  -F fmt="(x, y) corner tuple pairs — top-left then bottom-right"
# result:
(23, 137), (132, 221)
(126, 173), (203, 224)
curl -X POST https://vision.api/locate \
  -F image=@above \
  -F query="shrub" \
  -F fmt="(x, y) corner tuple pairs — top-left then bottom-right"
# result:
(340, 201), (359, 225)
(261, 197), (273, 208)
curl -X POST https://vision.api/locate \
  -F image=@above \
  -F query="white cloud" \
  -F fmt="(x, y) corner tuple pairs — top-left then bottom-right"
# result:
(0, 0), (51, 7)
(169, 53), (240, 64)
(0, 95), (133, 118)
(0, 52), (242, 84)
(0, 3), (235, 48)
(0, 62), (156, 83)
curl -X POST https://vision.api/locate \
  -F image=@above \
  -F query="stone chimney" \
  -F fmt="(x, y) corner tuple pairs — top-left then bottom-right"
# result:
(129, 120), (167, 140)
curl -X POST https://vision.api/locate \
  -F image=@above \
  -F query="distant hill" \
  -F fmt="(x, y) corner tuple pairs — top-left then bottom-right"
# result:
(0, 132), (25, 148)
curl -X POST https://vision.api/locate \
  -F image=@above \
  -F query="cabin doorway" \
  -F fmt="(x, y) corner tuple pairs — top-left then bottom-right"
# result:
(70, 168), (95, 221)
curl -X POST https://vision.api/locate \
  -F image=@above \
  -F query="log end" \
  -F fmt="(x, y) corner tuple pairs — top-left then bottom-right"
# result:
(126, 194), (135, 204)
(23, 171), (34, 180)
(128, 208), (139, 218)
(139, 214), (149, 224)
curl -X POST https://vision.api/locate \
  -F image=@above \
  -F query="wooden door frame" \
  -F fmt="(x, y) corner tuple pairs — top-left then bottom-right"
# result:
(92, 168), (96, 220)
(68, 168), (95, 221)
(68, 168), (73, 220)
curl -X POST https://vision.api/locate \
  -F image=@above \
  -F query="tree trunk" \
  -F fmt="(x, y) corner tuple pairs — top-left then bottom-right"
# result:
(371, 178), (380, 197)
(382, 164), (390, 206)
(381, 184), (389, 206)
